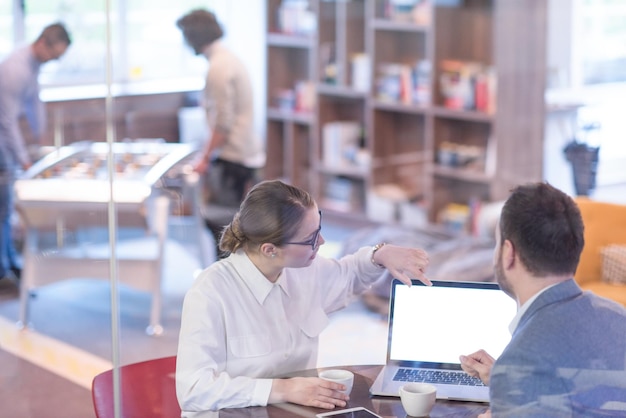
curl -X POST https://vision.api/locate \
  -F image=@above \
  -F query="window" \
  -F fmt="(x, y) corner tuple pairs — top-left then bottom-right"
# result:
(0, 1), (14, 59)
(123, 0), (212, 81)
(575, 0), (626, 85)
(3, 0), (220, 86)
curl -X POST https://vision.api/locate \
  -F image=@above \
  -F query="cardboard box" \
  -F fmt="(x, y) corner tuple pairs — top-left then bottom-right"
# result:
(366, 184), (408, 223)
(399, 200), (428, 228)
(323, 121), (361, 168)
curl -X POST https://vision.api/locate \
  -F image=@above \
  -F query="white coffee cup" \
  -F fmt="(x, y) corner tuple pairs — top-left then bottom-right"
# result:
(399, 382), (437, 417)
(318, 369), (354, 395)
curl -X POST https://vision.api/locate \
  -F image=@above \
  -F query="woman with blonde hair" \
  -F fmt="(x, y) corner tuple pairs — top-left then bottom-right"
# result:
(176, 179), (430, 415)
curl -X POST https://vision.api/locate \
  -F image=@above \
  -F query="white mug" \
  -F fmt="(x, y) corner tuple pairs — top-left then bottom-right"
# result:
(399, 382), (437, 417)
(318, 369), (354, 395)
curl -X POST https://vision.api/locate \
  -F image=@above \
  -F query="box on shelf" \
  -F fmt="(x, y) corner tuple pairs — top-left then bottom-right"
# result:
(385, 0), (432, 25)
(351, 53), (371, 93)
(323, 176), (365, 213)
(366, 183), (409, 223)
(437, 203), (470, 234)
(274, 89), (296, 111)
(436, 141), (485, 170)
(277, 0), (316, 35)
(399, 199), (428, 228)
(272, 80), (315, 113)
(323, 121), (361, 168)
(439, 60), (496, 113)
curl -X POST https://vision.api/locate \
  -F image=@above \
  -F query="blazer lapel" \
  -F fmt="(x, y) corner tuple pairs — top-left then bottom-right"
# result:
(516, 279), (583, 332)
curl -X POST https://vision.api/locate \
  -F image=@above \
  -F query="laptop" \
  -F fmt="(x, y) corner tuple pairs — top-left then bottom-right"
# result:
(369, 279), (517, 402)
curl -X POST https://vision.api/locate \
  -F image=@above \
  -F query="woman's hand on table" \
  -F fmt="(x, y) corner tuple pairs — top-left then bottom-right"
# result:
(269, 377), (348, 409)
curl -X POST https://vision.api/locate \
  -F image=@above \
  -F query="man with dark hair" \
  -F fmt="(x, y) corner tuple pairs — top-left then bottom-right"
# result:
(176, 9), (224, 55)
(176, 9), (264, 258)
(460, 182), (626, 416)
(0, 22), (71, 281)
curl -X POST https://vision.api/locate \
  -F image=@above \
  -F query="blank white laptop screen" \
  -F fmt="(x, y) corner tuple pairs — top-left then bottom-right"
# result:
(389, 281), (516, 365)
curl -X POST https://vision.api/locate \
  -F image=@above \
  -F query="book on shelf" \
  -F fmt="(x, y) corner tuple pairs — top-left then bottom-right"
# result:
(322, 121), (362, 169)
(439, 60), (496, 113)
(376, 59), (431, 105)
(323, 176), (365, 213)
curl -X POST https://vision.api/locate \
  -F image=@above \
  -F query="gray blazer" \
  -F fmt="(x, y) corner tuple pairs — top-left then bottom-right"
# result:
(490, 279), (626, 417)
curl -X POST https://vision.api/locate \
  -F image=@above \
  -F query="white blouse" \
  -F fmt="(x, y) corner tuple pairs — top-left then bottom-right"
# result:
(176, 246), (383, 414)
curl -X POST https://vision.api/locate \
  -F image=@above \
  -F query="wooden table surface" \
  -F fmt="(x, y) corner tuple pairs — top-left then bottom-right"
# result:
(213, 365), (489, 418)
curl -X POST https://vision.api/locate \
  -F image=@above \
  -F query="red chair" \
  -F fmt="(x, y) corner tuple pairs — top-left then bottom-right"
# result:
(92, 356), (181, 418)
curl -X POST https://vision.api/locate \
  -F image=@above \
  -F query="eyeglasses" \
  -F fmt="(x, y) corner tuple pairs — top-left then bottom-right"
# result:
(283, 211), (322, 250)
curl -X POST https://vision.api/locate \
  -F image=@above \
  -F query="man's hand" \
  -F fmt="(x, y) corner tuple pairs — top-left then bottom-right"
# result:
(193, 157), (210, 174)
(269, 377), (348, 409)
(460, 349), (495, 385)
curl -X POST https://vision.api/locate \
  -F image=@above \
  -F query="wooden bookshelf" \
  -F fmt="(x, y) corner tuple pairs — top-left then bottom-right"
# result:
(264, 0), (547, 226)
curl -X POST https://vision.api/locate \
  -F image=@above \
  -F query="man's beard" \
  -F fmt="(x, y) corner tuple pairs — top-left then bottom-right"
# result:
(495, 250), (514, 299)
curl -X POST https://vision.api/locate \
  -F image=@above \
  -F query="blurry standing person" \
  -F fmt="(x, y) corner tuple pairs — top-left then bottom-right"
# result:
(176, 180), (431, 414)
(0, 23), (71, 281)
(176, 9), (264, 191)
(176, 9), (265, 256)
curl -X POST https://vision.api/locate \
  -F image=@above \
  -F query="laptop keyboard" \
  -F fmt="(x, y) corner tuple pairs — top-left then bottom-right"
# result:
(393, 368), (485, 386)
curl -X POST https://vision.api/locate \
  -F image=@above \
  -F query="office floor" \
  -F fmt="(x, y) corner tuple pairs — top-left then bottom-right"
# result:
(0, 212), (387, 418)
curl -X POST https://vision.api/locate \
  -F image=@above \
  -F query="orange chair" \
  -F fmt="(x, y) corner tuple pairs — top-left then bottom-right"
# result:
(574, 197), (626, 306)
(92, 356), (180, 418)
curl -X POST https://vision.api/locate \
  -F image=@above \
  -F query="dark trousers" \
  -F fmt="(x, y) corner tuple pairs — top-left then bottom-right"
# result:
(0, 150), (20, 277)
(206, 158), (256, 207)
(204, 158), (257, 258)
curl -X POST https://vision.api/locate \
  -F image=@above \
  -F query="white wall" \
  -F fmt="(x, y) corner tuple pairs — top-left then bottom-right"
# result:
(215, 0), (267, 140)
(547, 0), (574, 89)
